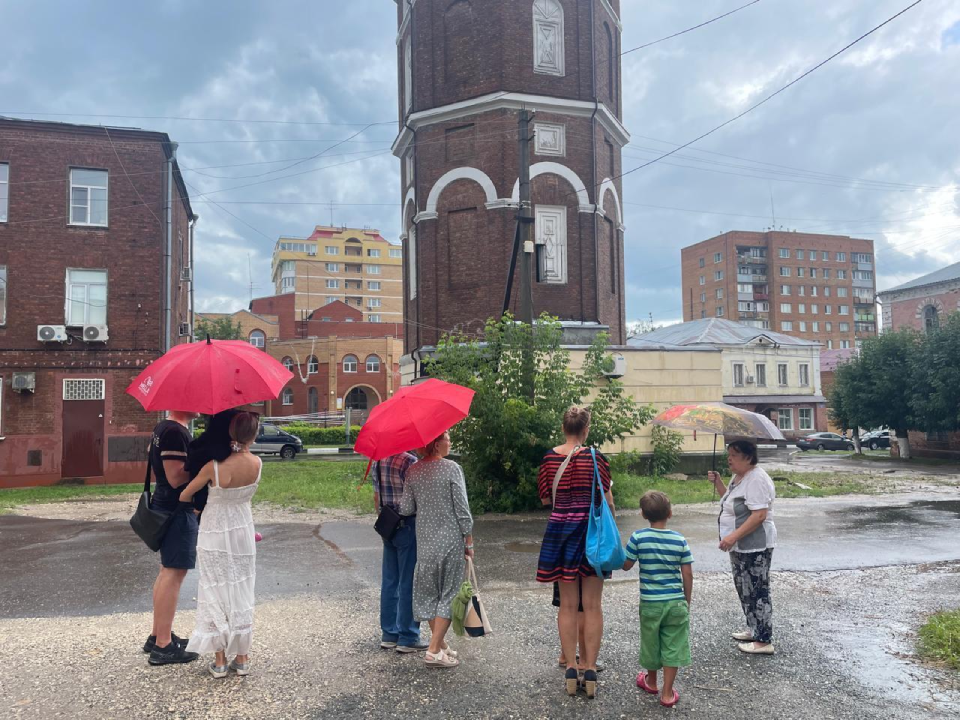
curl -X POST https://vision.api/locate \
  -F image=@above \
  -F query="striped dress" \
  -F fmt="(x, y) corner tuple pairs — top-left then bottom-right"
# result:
(536, 448), (612, 584)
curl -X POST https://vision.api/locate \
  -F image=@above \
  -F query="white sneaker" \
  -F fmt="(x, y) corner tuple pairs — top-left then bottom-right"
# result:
(738, 642), (775, 655)
(425, 649), (460, 668)
(731, 630), (755, 641)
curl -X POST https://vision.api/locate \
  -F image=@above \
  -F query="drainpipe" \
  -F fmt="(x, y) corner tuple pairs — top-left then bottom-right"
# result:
(589, 1), (600, 332)
(189, 214), (198, 341)
(164, 143), (177, 353)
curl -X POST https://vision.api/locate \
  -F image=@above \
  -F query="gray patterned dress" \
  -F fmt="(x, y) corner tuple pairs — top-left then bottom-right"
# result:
(399, 458), (474, 621)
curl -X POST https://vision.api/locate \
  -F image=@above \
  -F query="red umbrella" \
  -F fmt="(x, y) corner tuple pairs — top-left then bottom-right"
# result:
(354, 378), (475, 461)
(126, 338), (293, 415)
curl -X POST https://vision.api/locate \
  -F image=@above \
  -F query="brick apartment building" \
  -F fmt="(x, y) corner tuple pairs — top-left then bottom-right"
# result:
(681, 231), (878, 350)
(394, 0), (628, 355)
(878, 261), (960, 458)
(0, 118), (194, 488)
(271, 225), (403, 323)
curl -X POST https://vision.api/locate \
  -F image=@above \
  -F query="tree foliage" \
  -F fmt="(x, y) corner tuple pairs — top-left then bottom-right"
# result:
(909, 312), (960, 433)
(195, 316), (244, 341)
(424, 314), (654, 512)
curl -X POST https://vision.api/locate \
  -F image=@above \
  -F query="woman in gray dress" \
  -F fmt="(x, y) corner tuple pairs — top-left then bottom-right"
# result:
(399, 430), (474, 669)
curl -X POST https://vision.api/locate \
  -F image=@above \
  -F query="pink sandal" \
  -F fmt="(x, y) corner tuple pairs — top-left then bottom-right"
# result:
(636, 671), (658, 695)
(660, 689), (680, 708)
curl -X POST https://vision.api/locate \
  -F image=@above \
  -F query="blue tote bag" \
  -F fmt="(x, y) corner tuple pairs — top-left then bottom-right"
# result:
(585, 448), (626, 575)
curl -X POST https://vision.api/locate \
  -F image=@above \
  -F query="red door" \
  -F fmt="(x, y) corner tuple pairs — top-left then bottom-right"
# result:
(61, 380), (105, 478)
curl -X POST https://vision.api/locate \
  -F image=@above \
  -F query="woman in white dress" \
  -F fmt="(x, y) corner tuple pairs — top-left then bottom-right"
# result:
(179, 411), (262, 678)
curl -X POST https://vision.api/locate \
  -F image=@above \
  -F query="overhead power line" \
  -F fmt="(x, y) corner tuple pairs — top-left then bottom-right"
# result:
(622, 0), (762, 57)
(0, 111), (395, 127)
(580, 0), (928, 195)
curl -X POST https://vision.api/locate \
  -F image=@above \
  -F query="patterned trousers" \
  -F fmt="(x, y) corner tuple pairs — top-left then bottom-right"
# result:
(730, 549), (774, 643)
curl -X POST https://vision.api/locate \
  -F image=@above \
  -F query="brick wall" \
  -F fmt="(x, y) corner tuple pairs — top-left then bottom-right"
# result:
(0, 119), (194, 487)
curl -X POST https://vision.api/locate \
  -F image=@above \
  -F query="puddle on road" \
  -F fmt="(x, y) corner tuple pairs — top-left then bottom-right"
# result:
(504, 541), (541, 554)
(834, 499), (960, 530)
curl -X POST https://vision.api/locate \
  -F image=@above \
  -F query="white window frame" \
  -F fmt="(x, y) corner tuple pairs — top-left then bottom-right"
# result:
(699, 258), (705, 268)
(282, 387), (294, 406)
(699, 275), (705, 285)
(536, 204), (568, 284)
(0, 265), (6, 325)
(325, 279), (340, 289)
(365, 355), (381, 373)
(837, 252), (846, 262)
(779, 267), (790, 277)
(65, 268), (108, 326)
(839, 305), (849, 315)
(389, 247), (402, 259)
(755, 363), (766, 387)
(325, 263), (339, 272)
(716, 306), (724, 317)
(714, 270), (724, 281)
(733, 363), (745, 387)
(799, 363), (810, 387)
(779, 248), (789, 258)
(249, 330), (265, 349)
(796, 249), (805, 260)
(781, 321), (793, 331)
(368, 314), (381, 323)
(368, 298), (382, 308)
(780, 303), (792, 313)
(716, 288), (723, 299)
(367, 249), (381, 258)
(342, 355), (358, 373)
(714, 252), (723, 264)
(777, 408), (793, 431)
(837, 269), (847, 279)
(701, 292), (706, 303)
(366, 264), (381, 275)
(325, 246), (339, 256)
(368, 281), (381, 291)
(798, 408), (813, 431)
(778, 363), (788, 386)
(282, 357), (294, 371)
(69, 168), (108, 227)
(0, 163), (8, 223)
(821, 251), (829, 261)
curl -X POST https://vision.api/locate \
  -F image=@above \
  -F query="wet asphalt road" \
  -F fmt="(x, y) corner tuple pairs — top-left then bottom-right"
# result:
(3, 492), (960, 619)
(2, 492), (960, 719)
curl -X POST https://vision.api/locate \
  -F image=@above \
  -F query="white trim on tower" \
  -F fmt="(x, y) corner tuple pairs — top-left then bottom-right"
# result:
(510, 162), (592, 211)
(424, 167), (498, 215)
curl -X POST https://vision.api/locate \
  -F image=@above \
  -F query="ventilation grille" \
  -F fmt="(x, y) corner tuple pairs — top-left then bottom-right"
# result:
(63, 379), (105, 401)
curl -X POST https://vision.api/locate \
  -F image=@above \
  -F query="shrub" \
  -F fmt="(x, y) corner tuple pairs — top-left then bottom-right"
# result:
(650, 425), (684, 477)
(283, 424), (362, 445)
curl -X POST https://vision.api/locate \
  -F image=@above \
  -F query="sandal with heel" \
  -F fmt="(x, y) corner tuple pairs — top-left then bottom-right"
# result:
(564, 667), (579, 696)
(582, 669), (598, 699)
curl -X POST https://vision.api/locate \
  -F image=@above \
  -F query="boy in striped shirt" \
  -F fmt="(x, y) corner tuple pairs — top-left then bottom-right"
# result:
(622, 491), (693, 708)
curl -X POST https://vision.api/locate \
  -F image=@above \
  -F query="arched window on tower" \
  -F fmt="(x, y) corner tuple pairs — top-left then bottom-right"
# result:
(533, 0), (564, 76)
(604, 22), (616, 110)
(924, 305), (940, 333)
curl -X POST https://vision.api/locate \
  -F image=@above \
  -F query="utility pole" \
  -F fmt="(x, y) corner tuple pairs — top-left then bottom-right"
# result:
(517, 109), (535, 326)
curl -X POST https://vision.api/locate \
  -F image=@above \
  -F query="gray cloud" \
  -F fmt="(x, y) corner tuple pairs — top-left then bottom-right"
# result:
(2, 0), (958, 322)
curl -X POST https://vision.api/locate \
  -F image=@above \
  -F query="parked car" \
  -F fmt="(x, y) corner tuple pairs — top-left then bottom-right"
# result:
(861, 429), (891, 451)
(796, 432), (855, 451)
(250, 423), (303, 459)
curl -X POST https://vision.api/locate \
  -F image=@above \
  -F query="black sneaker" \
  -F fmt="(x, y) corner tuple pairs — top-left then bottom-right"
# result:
(148, 642), (199, 666)
(396, 642), (430, 654)
(143, 633), (188, 654)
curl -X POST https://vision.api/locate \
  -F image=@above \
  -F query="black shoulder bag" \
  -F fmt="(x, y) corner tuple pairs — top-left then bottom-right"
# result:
(373, 462), (403, 541)
(129, 451), (174, 552)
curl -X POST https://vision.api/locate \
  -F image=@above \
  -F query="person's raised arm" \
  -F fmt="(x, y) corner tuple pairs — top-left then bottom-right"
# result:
(179, 461), (214, 503)
(707, 470), (727, 496)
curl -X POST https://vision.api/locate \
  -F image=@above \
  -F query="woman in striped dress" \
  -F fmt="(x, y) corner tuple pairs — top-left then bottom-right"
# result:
(537, 407), (614, 698)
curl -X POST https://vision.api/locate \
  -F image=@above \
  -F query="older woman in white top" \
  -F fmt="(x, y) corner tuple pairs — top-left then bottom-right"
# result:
(708, 439), (777, 656)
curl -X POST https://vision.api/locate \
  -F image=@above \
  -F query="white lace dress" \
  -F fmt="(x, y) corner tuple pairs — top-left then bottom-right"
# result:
(186, 458), (261, 657)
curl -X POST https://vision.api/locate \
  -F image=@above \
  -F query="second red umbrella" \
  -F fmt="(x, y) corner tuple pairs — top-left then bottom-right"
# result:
(354, 378), (475, 461)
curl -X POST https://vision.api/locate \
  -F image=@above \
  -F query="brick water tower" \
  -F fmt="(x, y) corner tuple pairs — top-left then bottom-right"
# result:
(392, 0), (628, 356)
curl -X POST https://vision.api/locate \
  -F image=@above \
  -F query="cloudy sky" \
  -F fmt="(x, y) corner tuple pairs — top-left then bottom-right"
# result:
(2, 0), (958, 326)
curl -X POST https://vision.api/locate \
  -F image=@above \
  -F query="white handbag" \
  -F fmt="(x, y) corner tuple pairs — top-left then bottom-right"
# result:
(463, 557), (493, 638)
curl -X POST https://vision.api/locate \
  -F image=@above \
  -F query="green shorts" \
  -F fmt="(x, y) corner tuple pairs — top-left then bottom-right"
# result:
(639, 599), (691, 670)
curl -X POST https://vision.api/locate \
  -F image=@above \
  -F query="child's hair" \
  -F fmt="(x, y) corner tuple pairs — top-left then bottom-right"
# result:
(229, 412), (260, 446)
(640, 490), (672, 523)
(562, 406), (591, 437)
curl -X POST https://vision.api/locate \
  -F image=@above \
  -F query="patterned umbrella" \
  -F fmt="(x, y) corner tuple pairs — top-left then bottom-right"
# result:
(653, 402), (784, 440)
(653, 402), (784, 478)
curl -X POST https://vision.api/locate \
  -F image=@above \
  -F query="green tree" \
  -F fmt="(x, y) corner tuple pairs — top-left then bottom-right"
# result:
(828, 358), (866, 453)
(425, 314), (654, 512)
(909, 312), (960, 434)
(195, 315), (244, 341)
(832, 330), (921, 458)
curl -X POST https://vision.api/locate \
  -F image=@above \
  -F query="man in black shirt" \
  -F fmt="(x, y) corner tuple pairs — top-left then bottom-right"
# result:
(143, 410), (201, 665)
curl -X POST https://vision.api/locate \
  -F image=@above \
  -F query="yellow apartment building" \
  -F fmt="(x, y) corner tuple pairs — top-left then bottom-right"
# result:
(271, 225), (403, 323)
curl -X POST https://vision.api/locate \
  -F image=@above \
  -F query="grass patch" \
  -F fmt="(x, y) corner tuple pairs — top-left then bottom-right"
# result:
(611, 471), (875, 510)
(0, 483), (140, 513)
(843, 453), (959, 467)
(256, 459), (372, 513)
(919, 609), (960, 671)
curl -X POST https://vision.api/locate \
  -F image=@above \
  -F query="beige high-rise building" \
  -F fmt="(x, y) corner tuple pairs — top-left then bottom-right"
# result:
(681, 231), (878, 350)
(271, 225), (403, 323)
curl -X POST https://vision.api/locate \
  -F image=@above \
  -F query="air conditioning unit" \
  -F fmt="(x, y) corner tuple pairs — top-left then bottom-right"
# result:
(178, 322), (191, 337)
(602, 353), (627, 379)
(746, 374), (755, 384)
(12, 372), (36, 393)
(38, 325), (68, 342)
(82, 324), (109, 342)
(180, 267), (192, 283)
